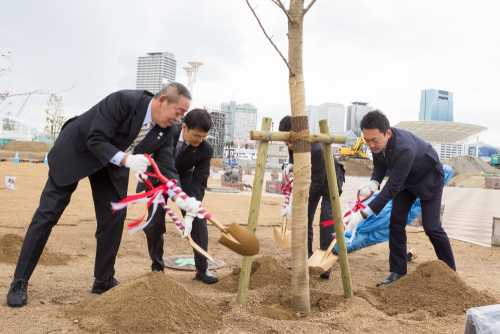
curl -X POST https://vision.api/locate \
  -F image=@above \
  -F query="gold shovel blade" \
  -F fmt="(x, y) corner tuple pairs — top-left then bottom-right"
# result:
(218, 222), (260, 256)
(274, 226), (291, 248)
(308, 250), (339, 274)
(186, 235), (214, 263)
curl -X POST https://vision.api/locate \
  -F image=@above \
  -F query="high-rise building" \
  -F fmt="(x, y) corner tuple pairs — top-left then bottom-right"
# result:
(306, 105), (320, 134)
(419, 89), (453, 121)
(346, 102), (373, 136)
(207, 111), (226, 159)
(136, 52), (177, 93)
(318, 103), (345, 133)
(220, 101), (257, 144)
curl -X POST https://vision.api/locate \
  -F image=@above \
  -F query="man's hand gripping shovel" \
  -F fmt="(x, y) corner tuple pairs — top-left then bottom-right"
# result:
(132, 154), (260, 257)
(308, 190), (373, 274)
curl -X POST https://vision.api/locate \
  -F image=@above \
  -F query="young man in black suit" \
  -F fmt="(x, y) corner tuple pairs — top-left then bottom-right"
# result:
(278, 116), (345, 279)
(137, 109), (217, 283)
(344, 110), (456, 286)
(7, 83), (204, 307)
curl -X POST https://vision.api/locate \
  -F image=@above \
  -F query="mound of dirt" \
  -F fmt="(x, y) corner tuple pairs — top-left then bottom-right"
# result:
(342, 158), (373, 177)
(357, 260), (496, 316)
(210, 158), (223, 168)
(67, 272), (222, 333)
(448, 173), (500, 189)
(249, 286), (344, 320)
(442, 156), (499, 175)
(3, 141), (50, 153)
(215, 256), (291, 293)
(0, 234), (70, 266)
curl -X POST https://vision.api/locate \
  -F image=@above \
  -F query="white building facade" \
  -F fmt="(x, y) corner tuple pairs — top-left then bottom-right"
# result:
(318, 103), (345, 133)
(221, 101), (257, 144)
(136, 52), (177, 93)
(306, 105), (320, 134)
(346, 102), (373, 136)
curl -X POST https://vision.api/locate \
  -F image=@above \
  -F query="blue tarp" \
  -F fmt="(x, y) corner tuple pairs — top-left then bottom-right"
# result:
(335, 164), (454, 254)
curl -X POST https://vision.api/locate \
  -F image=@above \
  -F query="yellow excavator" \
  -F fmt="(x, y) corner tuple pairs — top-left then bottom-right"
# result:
(338, 137), (369, 161)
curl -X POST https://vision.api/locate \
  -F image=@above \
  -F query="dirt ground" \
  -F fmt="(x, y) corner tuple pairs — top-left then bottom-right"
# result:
(1, 162), (500, 333)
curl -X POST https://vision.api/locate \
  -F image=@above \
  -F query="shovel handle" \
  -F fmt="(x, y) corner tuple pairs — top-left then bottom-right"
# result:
(281, 216), (287, 237)
(322, 238), (338, 263)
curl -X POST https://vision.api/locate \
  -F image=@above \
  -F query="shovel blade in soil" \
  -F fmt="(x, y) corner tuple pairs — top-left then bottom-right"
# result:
(273, 226), (291, 248)
(218, 223), (260, 256)
(308, 250), (339, 273)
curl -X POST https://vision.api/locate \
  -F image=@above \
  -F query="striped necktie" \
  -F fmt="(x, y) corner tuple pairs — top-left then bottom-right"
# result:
(125, 122), (151, 154)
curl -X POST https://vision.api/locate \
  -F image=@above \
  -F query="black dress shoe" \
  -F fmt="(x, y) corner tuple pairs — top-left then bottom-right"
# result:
(91, 277), (119, 294)
(194, 269), (218, 284)
(7, 278), (28, 307)
(377, 272), (405, 287)
(320, 268), (331, 279)
(287, 266), (292, 270)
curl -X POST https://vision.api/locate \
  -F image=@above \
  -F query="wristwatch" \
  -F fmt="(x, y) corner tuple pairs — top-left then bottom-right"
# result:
(360, 210), (368, 219)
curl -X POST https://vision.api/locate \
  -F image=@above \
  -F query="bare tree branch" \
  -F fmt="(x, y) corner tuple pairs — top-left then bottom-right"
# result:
(303, 0), (317, 17)
(246, 0), (294, 76)
(271, 0), (294, 23)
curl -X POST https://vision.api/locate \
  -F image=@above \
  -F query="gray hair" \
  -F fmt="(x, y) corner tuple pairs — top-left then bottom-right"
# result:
(154, 82), (192, 103)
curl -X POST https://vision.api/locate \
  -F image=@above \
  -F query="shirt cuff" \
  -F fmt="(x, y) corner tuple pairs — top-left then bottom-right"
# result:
(110, 151), (126, 166)
(363, 206), (374, 216)
(370, 180), (380, 186)
(167, 189), (177, 199)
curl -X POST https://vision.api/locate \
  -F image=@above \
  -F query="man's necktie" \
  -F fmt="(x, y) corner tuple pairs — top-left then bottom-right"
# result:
(125, 122), (151, 154)
(174, 141), (188, 159)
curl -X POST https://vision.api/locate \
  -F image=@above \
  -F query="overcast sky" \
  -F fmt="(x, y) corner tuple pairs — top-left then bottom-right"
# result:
(2, 0), (499, 145)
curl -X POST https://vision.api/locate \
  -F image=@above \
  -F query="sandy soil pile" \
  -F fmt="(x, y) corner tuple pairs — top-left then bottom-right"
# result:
(210, 158), (223, 168)
(216, 256), (291, 293)
(0, 234), (70, 266)
(449, 173), (486, 188)
(67, 271), (223, 333)
(357, 260), (496, 316)
(3, 141), (50, 153)
(342, 158), (373, 177)
(443, 156), (499, 175)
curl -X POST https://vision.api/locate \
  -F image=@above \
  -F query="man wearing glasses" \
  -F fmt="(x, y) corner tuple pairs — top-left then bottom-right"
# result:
(137, 109), (218, 283)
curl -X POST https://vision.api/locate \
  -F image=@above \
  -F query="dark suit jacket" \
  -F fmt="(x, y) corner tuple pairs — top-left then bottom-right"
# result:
(289, 143), (345, 198)
(48, 90), (179, 198)
(368, 127), (444, 214)
(137, 123), (213, 203)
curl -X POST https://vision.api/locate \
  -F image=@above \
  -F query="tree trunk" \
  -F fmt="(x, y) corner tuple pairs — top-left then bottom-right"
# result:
(288, 0), (311, 317)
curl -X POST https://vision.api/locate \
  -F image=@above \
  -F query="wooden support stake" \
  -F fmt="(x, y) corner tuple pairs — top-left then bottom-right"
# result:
(236, 117), (272, 306)
(319, 119), (353, 298)
(250, 130), (346, 144)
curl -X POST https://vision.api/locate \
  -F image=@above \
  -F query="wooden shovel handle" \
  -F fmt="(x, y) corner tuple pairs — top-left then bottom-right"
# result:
(321, 238), (338, 262)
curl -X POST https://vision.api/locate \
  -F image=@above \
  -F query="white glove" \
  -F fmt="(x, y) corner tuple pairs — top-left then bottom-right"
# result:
(175, 197), (201, 214)
(357, 181), (378, 197)
(134, 173), (148, 183)
(343, 211), (365, 232)
(285, 164), (294, 177)
(125, 154), (151, 174)
(181, 216), (194, 238)
(281, 204), (292, 219)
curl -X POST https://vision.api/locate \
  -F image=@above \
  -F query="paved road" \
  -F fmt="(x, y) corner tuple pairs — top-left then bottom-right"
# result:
(211, 171), (500, 246)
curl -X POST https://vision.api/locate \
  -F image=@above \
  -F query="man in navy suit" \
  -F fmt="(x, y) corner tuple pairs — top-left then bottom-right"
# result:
(344, 110), (455, 286)
(7, 83), (203, 307)
(137, 109), (217, 283)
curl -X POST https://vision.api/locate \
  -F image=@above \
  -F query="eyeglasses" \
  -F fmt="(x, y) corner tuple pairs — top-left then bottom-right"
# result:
(188, 129), (208, 141)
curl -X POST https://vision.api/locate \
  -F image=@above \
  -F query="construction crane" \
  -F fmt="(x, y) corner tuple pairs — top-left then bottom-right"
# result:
(5, 94), (30, 131)
(338, 137), (370, 161)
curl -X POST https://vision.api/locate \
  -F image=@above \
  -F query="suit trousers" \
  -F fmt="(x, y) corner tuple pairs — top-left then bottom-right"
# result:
(143, 202), (209, 271)
(389, 186), (456, 275)
(307, 185), (335, 258)
(14, 167), (126, 281)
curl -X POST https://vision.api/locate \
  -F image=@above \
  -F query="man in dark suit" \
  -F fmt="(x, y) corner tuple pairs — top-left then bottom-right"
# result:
(344, 110), (456, 286)
(137, 109), (217, 283)
(6, 83), (204, 307)
(278, 116), (345, 279)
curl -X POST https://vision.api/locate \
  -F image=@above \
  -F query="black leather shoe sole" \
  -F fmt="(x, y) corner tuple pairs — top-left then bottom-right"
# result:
(7, 298), (27, 307)
(194, 275), (218, 284)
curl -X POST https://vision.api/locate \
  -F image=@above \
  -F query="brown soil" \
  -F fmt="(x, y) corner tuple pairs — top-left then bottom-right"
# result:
(67, 271), (223, 333)
(1, 162), (500, 333)
(442, 155), (499, 175)
(357, 260), (496, 316)
(342, 158), (373, 177)
(3, 141), (51, 153)
(215, 256), (291, 293)
(448, 173), (500, 189)
(211, 158), (223, 168)
(0, 233), (70, 266)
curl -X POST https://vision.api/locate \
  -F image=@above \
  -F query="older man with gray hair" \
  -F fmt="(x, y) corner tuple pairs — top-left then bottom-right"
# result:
(7, 82), (201, 307)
